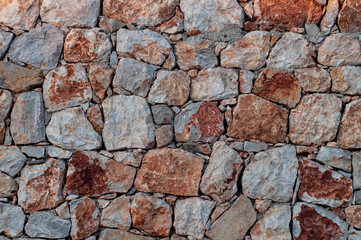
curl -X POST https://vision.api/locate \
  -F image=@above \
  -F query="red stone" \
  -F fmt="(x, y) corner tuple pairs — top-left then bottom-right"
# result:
(338, 0), (361, 33)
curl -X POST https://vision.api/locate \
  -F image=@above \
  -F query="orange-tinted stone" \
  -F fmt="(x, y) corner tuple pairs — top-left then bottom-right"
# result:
(338, 0), (361, 33)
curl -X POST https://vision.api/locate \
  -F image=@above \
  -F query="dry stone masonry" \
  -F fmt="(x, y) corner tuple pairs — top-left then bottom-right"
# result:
(0, 0), (361, 239)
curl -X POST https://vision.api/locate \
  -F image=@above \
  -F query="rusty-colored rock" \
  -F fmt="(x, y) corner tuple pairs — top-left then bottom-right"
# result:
(0, 172), (17, 198)
(345, 205), (361, 229)
(88, 65), (113, 101)
(294, 68), (331, 93)
(338, 99), (361, 149)
(0, 0), (39, 30)
(134, 147), (204, 196)
(86, 104), (104, 134)
(338, 0), (361, 33)
(101, 196), (131, 231)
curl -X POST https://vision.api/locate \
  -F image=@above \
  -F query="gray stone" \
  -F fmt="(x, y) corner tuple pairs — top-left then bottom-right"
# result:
(46, 107), (102, 150)
(331, 66), (361, 95)
(0, 172), (17, 198)
(113, 151), (143, 167)
(99, 229), (155, 240)
(242, 145), (298, 202)
(0, 146), (26, 177)
(40, 0), (100, 27)
(21, 146), (45, 159)
(155, 125), (174, 147)
(244, 141), (268, 152)
(101, 196), (131, 231)
(102, 95), (155, 150)
(190, 68), (238, 101)
(319, 0), (339, 35)
(99, 16), (125, 33)
(239, 70), (255, 94)
(8, 24), (64, 70)
(316, 146), (351, 172)
(349, 228), (361, 240)
(294, 67), (331, 93)
(0, 0), (39, 30)
(267, 32), (316, 69)
(10, 92), (46, 145)
(113, 58), (158, 97)
(353, 152), (361, 190)
(174, 197), (216, 239)
(56, 202), (70, 220)
(0, 203), (25, 238)
(305, 24), (326, 44)
(355, 191), (361, 205)
(198, 24), (245, 42)
(151, 105), (174, 125)
(200, 142), (243, 203)
(0, 90), (12, 121)
(25, 211), (71, 239)
(47, 146), (73, 159)
(0, 30), (14, 60)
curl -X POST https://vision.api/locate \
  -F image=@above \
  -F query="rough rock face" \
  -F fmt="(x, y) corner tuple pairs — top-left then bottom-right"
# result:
(103, 0), (179, 27)
(250, 205), (292, 240)
(65, 151), (136, 196)
(253, 68), (301, 108)
(200, 142), (243, 203)
(174, 197), (215, 239)
(330, 66), (361, 95)
(338, 99), (361, 149)
(174, 101), (224, 143)
(0, 0), (39, 30)
(40, 0), (100, 27)
(0, 30), (14, 60)
(298, 158), (353, 207)
(8, 24), (64, 70)
(99, 229), (155, 240)
(116, 29), (171, 66)
(320, 0), (339, 34)
(64, 29), (112, 63)
(0, 90), (12, 143)
(338, 0), (361, 33)
(206, 195), (257, 240)
(101, 196), (131, 230)
(131, 193), (172, 237)
(0, 203), (25, 238)
(174, 37), (217, 70)
(46, 107), (102, 151)
(148, 70), (191, 106)
(242, 145), (298, 202)
(0, 172), (17, 198)
(43, 64), (92, 111)
(102, 95), (155, 150)
(18, 158), (66, 213)
(294, 68), (331, 93)
(267, 32), (316, 69)
(293, 202), (349, 240)
(353, 152), (361, 190)
(221, 31), (271, 70)
(0, 146), (26, 177)
(345, 205), (361, 229)
(227, 94), (288, 143)
(180, 0), (244, 33)
(289, 94), (342, 145)
(88, 65), (113, 101)
(135, 148), (204, 196)
(239, 70), (255, 93)
(316, 146), (352, 172)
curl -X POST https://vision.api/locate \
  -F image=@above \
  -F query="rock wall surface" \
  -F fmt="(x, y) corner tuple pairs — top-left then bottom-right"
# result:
(0, 0), (361, 239)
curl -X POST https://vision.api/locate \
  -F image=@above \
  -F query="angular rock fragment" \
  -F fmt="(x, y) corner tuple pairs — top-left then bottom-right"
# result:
(0, 30), (14, 60)
(0, 90), (12, 143)
(316, 146), (351, 172)
(353, 152), (361, 190)
(86, 104), (104, 134)
(239, 70), (255, 94)
(0, 0), (39, 30)
(349, 228), (361, 240)
(47, 146), (73, 159)
(345, 205), (361, 229)
(135, 148), (204, 196)
(99, 229), (155, 240)
(338, 0), (361, 33)
(154, 125), (173, 147)
(101, 196), (131, 231)
(151, 105), (174, 125)
(330, 66), (361, 95)
(0, 172), (17, 198)
(319, 0), (339, 34)
(294, 68), (331, 93)
(0, 146), (26, 177)
(113, 151), (143, 167)
(338, 99), (361, 149)
(0, 203), (25, 238)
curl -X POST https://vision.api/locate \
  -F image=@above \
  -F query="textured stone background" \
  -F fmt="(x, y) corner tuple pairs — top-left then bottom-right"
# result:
(0, 0), (361, 239)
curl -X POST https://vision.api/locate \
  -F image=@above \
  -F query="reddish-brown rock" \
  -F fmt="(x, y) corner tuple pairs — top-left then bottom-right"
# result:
(0, 0), (40, 30)
(86, 104), (104, 134)
(65, 151), (136, 196)
(252, 68), (301, 108)
(88, 65), (113, 101)
(0, 172), (17, 198)
(338, 0), (361, 33)
(345, 205), (361, 229)
(298, 159), (353, 207)
(134, 147), (204, 196)
(294, 68), (331, 93)
(227, 94), (288, 143)
(131, 193), (172, 237)
(338, 99), (361, 149)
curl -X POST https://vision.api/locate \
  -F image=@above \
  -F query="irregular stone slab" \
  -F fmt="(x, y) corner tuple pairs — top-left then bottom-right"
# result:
(239, 70), (255, 93)
(56, 202), (70, 220)
(221, 31), (271, 70)
(148, 70), (190, 106)
(18, 158), (65, 213)
(135, 148), (204, 196)
(289, 94), (342, 145)
(0, 90), (12, 142)
(70, 197), (100, 240)
(318, 34), (361, 66)
(47, 146), (73, 159)
(316, 146), (352, 172)
(0, 203), (25, 238)
(116, 29), (171, 66)
(113, 58), (158, 97)
(267, 32), (316, 69)
(346, 205), (361, 229)
(0, 61), (42, 93)
(181, 0), (244, 33)
(103, 0), (179, 27)
(99, 229), (155, 240)
(190, 68), (238, 101)
(174, 101), (224, 143)
(227, 94), (288, 143)
(298, 158), (353, 207)
(244, 141), (268, 153)
(0, 146), (26, 177)
(0, 30), (14, 60)
(0, 172), (17, 198)
(8, 24), (64, 70)
(21, 146), (45, 159)
(40, 0), (100, 27)
(10, 91), (45, 145)
(88, 65), (113, 101)
(64, 29), (112, 63)
(0, 0), (39, 30)
(242, 145), (298, 202)
(338, 0), (361, 33)
(206, 195), (257, 240)
(294, 68), (331, 93)
(101, 196), (131, 231)
(156, 8), (184, 34)
(338, 99), (361, 149)
(174, 37), (217, 70)
(151, 105), (174, 125)
(320, 0), (339, 34)
(154, 125), (173, 147)
(46, 107), (102, 151)
(113, 151), (143, 167)
(253, 0), (323, 29)
(349, 228), (361, 240)
(200, 141), (243, 203)
(25, 211), (71, 239)
(102, 95), (155, 150)
(174, 197), (215, 239)
(86, 104), (103, 134)
(65, 151), (136, 196)
(331, 66), (361, 95)
(293, 202), (348, 240)
(250, 205), (292, 240)
(131, 193), (172, 237)
(353, 152), (361, 190)
(43, 64), (92, 111)
(253, 68), (301, 108)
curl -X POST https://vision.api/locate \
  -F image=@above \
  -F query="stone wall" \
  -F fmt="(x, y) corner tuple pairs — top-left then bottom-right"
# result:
(0, 0), (361, 239)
